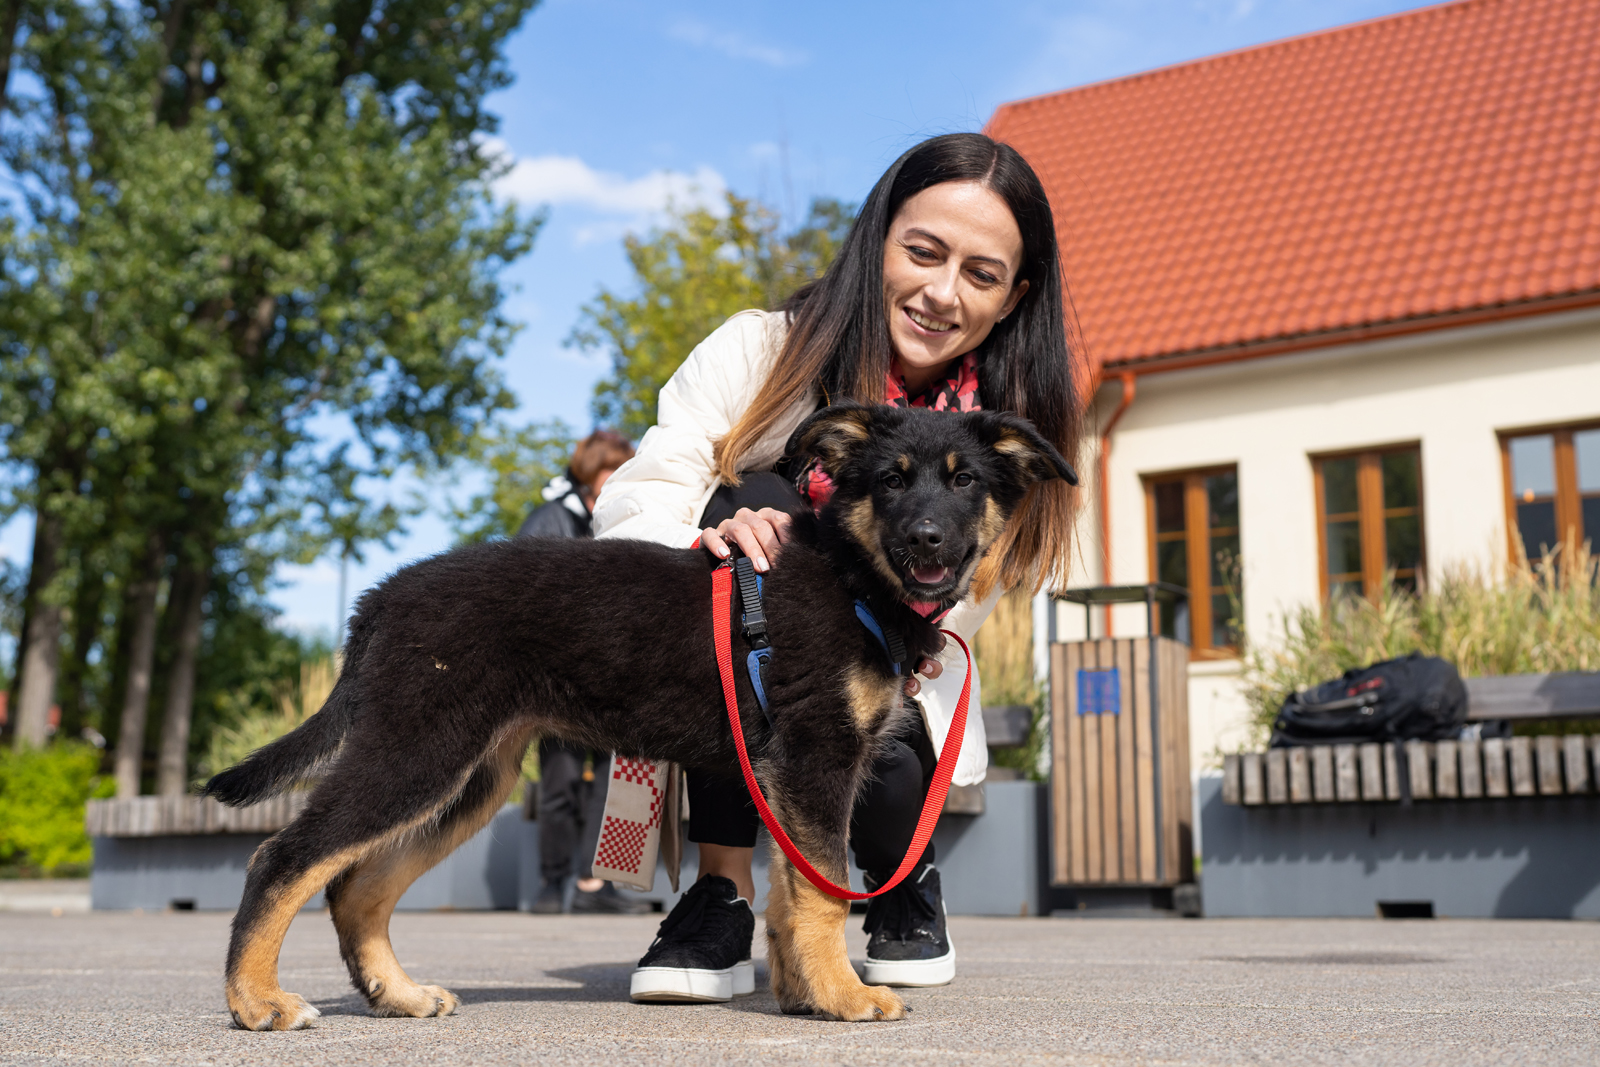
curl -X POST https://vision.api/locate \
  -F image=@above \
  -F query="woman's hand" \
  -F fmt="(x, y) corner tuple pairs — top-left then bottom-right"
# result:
(903, 635), (947, 697)
(700, 507), (793, 572)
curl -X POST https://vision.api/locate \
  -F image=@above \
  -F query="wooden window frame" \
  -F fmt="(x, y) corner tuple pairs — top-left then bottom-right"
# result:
(1142, 465), (1240, 660)
(1498, 417), (1600, 564)
(1311, 443), (1425, 602)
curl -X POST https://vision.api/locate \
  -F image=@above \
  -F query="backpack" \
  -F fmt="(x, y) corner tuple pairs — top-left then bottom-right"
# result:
(1269, 652), (1468, 749)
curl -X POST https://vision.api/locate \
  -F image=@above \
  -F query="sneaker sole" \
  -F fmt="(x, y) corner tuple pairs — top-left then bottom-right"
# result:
(630, 959), (755, 1002)
(862, 948), (955, 987)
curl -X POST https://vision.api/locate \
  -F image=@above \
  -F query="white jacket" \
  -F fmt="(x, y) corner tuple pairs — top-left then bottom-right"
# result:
(594, 309), (994, 785)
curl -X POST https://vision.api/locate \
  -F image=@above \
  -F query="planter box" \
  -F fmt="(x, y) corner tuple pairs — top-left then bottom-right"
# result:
(1198, 776), (1600, 918)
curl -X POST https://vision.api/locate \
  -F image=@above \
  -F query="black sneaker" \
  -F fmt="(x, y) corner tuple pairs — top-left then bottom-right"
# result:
(571, 882), (653, 915)
(529, 879), (565, 914)
(629, 875), (756, 1002)
(861, 863), (955, 987)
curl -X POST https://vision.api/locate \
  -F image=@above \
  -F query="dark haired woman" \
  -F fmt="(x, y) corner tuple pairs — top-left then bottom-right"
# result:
(594, 133), (1081, 1004)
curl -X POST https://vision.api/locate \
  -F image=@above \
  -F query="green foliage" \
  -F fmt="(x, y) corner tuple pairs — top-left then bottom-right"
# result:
(0, 742), (114, 875)
(441, 419), (576, 543)
(975, 589), (1048, 781)
(0, 0), (538, 775)
(573, 194), (854, 439)
(1241, 543), (1600, 745)
(194, 655), (338, 787)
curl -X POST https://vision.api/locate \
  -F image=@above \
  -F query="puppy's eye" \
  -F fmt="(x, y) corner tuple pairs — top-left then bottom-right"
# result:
(882, 473), (904, 490)
(954, 473), (974, 488)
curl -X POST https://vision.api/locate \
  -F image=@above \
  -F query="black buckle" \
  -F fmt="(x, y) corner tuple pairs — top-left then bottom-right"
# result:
(733, 556), (770, 651)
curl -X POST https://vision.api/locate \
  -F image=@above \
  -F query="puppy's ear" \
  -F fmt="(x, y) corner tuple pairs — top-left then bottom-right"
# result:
(784, 402), (882, 473)
(968, 412), (1079, 486)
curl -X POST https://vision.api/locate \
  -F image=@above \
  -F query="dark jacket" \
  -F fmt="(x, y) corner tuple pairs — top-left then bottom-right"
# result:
(516, 476), (593, 539)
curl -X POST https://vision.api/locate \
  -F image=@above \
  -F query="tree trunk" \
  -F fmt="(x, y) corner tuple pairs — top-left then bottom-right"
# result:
(0, 0), (24, 111)
(4, 594), (29, 745)
(57, 558), (108, 741)
(13, 512), (66, 750)
(156, 552), (209, 796)
(113, 535), (164, 796)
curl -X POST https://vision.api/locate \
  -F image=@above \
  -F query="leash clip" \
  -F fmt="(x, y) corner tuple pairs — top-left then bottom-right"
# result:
(732, 556), (775, 727)
(733, 556), (770, 651)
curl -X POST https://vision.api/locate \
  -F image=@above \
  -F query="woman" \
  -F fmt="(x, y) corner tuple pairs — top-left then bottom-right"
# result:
(594, 132), (1081, 1002)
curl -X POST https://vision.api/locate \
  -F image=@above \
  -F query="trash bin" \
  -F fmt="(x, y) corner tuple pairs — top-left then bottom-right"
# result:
(1049, 585), (1194, 889)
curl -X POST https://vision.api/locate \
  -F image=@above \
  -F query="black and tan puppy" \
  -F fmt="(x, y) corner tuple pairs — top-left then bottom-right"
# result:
(205, 402), (1076, 1030)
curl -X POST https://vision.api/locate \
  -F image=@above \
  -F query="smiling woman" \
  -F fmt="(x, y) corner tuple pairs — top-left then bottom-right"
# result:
(591, 132), (1083, 1006)
(882, 182), (1030, 394)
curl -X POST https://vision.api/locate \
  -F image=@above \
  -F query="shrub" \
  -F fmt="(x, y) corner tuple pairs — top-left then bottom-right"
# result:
(975, 588), (1047, 780)
(1241, 541), (1600, 745)
(192, 655), (338, 788)
(0, 742), (114, 876)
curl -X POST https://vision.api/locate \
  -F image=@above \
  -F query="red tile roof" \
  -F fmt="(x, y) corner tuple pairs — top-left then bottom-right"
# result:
(986, 0), (1600, 379)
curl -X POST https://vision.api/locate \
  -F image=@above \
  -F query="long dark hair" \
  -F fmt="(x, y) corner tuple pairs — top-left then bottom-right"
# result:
(715, 132), (1082, 596)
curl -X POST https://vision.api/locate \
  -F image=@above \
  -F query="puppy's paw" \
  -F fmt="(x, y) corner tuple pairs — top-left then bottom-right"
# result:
(816, 982), (906, 1022)
(229, 989), (321, 1031)
(368, 979), (459, 1019)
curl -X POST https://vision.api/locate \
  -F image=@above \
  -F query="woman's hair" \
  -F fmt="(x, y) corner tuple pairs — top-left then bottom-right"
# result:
(571, 429), (635, 491)
(714, 132), (1082, 597)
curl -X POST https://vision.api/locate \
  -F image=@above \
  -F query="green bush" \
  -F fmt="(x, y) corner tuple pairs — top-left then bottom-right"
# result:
(1241, 542), (1600, 746)
(0, 742), (114, 876)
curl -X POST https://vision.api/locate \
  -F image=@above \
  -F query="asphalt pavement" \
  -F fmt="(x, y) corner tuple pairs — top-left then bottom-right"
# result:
(2, 909), (1597, 1066)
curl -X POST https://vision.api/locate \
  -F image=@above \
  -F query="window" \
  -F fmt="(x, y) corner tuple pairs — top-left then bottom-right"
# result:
(1312, 446), (1424, 600)
(1144, 467), (1240, 656)
(1500, 422), (1600, 560)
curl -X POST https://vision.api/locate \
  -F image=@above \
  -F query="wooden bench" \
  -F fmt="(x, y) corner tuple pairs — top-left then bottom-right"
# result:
(1222, 671), (1600, 805)
(85, 794), (308, 837)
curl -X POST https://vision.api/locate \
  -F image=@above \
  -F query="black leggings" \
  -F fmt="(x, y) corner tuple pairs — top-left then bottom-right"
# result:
(687, 473), (938, 879)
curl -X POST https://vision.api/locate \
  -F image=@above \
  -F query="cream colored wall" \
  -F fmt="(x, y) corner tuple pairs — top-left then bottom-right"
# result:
(1051, 306), (1600, 770)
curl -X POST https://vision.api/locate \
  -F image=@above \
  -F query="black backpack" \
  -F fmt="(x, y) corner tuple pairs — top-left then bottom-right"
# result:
(1269, 652), (1467, 749)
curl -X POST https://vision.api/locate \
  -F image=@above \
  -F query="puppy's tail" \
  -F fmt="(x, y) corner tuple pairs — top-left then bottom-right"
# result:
(202, 614), (371, 807)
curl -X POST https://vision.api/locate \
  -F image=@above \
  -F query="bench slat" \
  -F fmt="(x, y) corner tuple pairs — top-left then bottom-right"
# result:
(1464, 673), (1600, 720)
(1562, 735), (1590, 793)
(1435, 740), (1460, 798)
(1266, 749), (1288, 804)
(1509, 737), (1537, 796)
(1459, 738), (1484, 798)
(1312, 746), (1336, 802)
(1241, 752), (1265, 805)
(1289, 748), (1312, 803)
(1535, 736), (1564, 794)
(1484, 738), (1510, 797)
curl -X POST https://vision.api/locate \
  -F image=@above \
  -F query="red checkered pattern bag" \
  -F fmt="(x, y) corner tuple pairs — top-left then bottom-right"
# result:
(589, 756), (669, 891)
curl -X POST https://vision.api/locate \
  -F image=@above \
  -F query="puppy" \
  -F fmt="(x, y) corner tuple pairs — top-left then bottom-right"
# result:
(205, 402), (1076, 1029)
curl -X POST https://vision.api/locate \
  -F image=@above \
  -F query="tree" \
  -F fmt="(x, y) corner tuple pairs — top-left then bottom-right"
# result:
(0, 0), (539, 792)
(572, 194), (854, 440)
(441, 419), (576, 544)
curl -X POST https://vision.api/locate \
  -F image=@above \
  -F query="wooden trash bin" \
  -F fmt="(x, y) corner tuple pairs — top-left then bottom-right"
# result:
(1049, 586), (1194, 888)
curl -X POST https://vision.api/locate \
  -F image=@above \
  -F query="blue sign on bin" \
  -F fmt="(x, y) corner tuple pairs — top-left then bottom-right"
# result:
(1077, 668), (1120, 716)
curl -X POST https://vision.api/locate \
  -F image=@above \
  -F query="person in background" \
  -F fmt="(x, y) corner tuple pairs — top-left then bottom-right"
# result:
(517, 429), (647, 915)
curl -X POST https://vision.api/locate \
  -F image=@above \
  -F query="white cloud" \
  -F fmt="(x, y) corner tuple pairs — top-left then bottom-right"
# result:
(667, 19), (808, 68)
(483, 140), (726, 219)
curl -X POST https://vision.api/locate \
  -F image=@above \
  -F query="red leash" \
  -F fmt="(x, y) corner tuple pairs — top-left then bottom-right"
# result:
(711, 565), (971, 901)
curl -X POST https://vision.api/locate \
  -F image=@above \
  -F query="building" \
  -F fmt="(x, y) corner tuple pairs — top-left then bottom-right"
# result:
(990, 0), (1600, 766)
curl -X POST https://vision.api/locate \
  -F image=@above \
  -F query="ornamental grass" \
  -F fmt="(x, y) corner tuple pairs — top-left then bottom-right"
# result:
(1241, 538), (1600, 744)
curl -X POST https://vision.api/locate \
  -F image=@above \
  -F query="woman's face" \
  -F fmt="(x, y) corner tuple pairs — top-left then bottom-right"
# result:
(881, 181), (1029, 392)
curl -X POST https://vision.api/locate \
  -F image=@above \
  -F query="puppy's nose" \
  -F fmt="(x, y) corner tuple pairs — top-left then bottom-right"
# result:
(907, 519), (944, 551)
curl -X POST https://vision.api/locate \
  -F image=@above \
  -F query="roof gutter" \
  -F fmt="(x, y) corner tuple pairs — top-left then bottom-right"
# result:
(1097, 372), (1138, 635)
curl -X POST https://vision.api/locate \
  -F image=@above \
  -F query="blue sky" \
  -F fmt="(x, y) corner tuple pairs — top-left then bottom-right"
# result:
(0, 0), (1436, 645)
